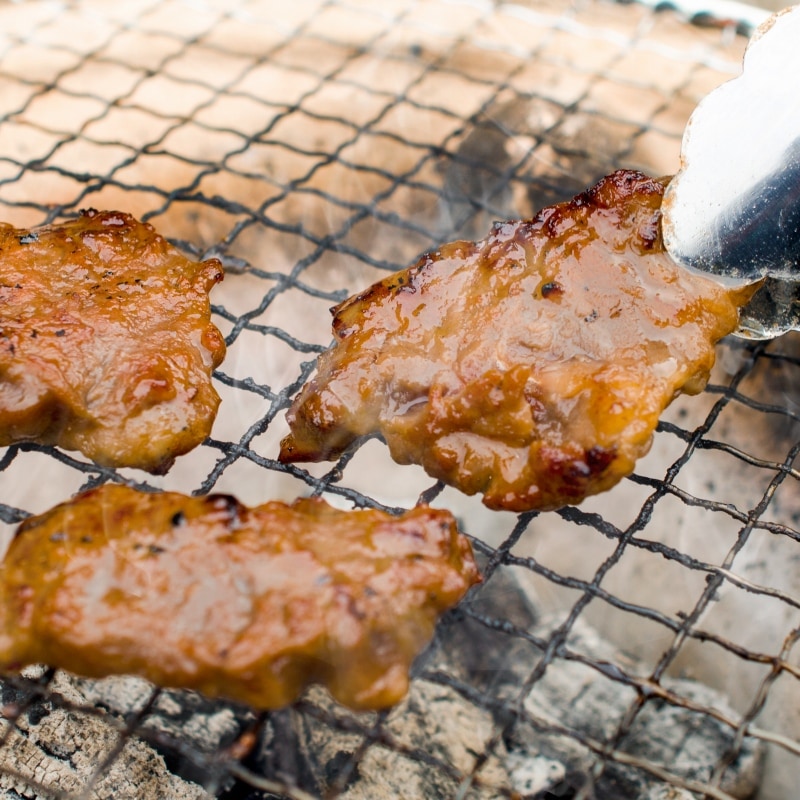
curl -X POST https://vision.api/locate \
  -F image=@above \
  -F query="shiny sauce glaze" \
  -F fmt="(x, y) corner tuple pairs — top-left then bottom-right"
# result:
(0, 485), (479, 710)
(0, 210), (225, 473)
(280, 171), (754, 511)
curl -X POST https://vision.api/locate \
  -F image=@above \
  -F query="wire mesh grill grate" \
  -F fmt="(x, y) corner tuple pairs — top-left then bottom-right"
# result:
(0, 1), (798, 799)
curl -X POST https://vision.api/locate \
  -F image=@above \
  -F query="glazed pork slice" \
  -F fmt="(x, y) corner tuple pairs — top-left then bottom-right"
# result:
(279, 171), (754, 511)
(0, 485), (479, 711)
(0, 210), (225, 473)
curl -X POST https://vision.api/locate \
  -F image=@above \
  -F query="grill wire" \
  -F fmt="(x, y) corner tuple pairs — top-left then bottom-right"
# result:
(0, 1), (798, 799)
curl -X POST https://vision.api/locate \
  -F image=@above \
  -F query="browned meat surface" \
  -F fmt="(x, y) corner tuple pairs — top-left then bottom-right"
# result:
(0, 210), (225, 473)
(0, 485), (479, 711)
(280, 171), (755, 511)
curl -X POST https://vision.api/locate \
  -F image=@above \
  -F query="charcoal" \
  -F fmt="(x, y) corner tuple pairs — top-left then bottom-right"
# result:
(505, 616), (764, 799)
(259, 681), (509, 799)
(73, 674), (255, 781)
(0, 671), (210, 800)
(443, 97), (623, 241)
(428, 564), (543, 700)
(428, 569), (764, 799)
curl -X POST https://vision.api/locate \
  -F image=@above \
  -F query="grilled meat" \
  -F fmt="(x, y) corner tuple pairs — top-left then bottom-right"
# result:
(0, 210), (225, 473)
(0, 485), (479, 711)
(279, 171), (755, 511)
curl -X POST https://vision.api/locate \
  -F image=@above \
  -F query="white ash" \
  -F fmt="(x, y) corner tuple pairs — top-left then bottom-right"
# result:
(432, 568), (764, 799)
(507, 615), (764, 799)
(0, 672), (209, 800)
(72, 674), (254, 762)
(263, 681), (509, 800)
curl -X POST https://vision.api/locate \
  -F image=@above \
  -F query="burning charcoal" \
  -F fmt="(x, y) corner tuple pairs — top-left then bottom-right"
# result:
(259, 682), (509, 799)
(505, 617), (764, 799)
(426, 565), (543, 700)
(417, 568), (763, 799)
(442, 98), (621, 242)
(0, 671), (210, 800)
(72, 674), (256, 791)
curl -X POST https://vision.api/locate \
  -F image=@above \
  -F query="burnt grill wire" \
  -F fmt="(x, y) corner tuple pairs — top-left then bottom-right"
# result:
(0, 0), (797, 798)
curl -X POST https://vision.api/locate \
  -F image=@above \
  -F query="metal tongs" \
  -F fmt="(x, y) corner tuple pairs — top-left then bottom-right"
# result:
(661, 5), (800, 339)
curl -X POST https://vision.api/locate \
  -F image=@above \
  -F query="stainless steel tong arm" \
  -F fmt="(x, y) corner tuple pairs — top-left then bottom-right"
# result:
(661, 5), (800, 338)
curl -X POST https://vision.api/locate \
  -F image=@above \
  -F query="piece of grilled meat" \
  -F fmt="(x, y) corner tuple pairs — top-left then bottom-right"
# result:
(279, 171), (755, 511)
(0, 485), (479, 711)
(0, 210), (225, 473)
